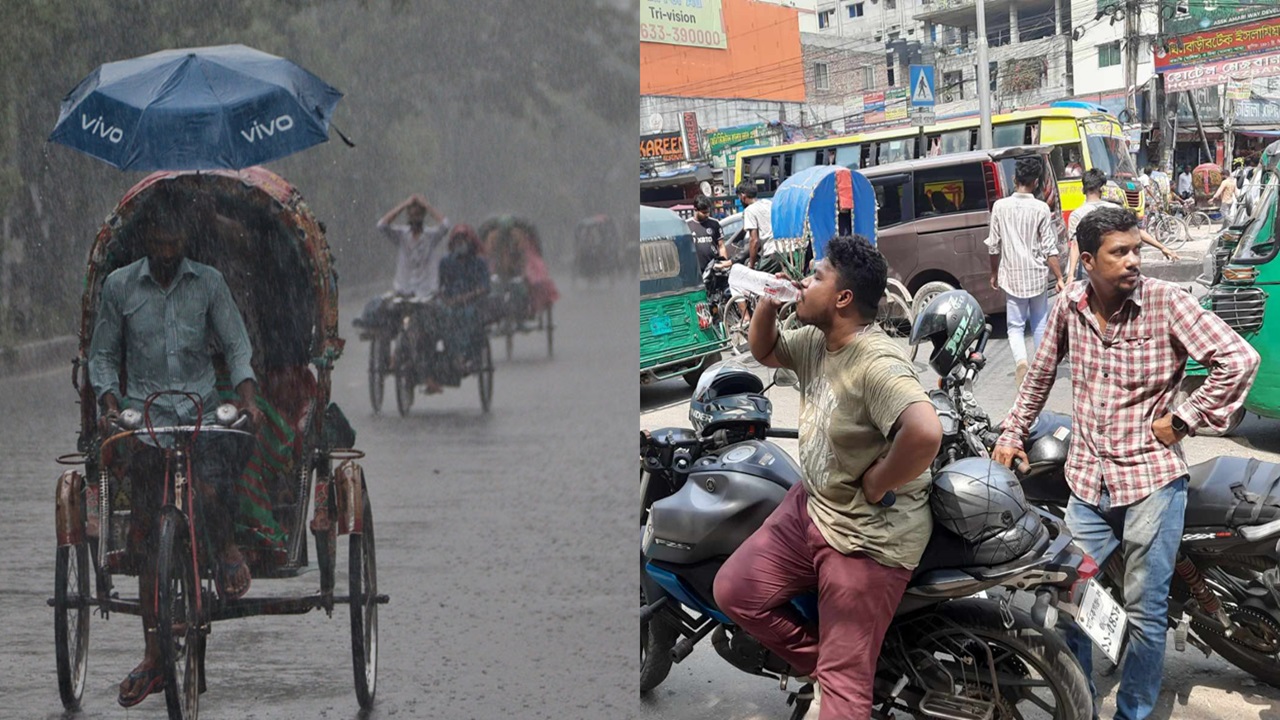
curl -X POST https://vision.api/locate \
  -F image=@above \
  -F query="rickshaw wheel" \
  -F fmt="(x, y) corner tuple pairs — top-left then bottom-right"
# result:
(157, 509), (201, 720)
(368, 336), (389, 414)
(393, 335), (415, 417)
(350, 487), (378, 709)
(478, 340), (495, 413)
(55, 542), (90, 710)
(721, 299), (750, 356)
(545, 306), (554, 358)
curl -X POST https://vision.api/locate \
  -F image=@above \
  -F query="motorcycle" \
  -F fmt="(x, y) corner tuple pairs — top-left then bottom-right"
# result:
(914, 291), (1280, 687)
(640, 366), (1099, 720)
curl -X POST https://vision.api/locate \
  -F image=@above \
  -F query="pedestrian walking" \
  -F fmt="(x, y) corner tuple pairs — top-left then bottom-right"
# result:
(1211, 170), (1239, 229)
(985, 156), (1065, 387)
(993, 204), (1259, 720)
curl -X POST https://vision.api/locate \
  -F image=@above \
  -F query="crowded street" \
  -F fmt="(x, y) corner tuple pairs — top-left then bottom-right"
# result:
(642, 322), (1280, 720)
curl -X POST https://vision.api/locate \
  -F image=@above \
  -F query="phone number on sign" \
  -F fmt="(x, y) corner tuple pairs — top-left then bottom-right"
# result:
(641, 23), (723, 47)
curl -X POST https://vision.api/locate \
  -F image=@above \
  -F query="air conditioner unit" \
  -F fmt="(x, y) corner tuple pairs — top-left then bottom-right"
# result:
(943, 93), (954, 102)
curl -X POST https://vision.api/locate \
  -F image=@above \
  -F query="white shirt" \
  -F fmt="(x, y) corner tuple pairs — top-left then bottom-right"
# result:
(378, 219), (451, 297)
(986, 192), (1059, 299)
(1177, 172), (1193, 195)
(742, 199), (774, 255)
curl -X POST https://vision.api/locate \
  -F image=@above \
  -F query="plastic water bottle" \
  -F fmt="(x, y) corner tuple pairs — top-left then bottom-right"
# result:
(728, 264), (801, 303)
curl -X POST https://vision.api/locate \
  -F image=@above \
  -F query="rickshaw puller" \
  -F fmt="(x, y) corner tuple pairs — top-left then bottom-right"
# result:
(87, 189), (265, 707)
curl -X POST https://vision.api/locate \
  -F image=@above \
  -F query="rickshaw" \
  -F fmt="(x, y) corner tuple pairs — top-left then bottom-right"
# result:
(384, 291), (496, 416)
(480, 215), (556, 360)
(52, 168), (385, 718)
(572, 214), (620, 286)
(767, 164), (911, 337)
(1181, 139), (1280, 435)
(640, 205), (729, 386)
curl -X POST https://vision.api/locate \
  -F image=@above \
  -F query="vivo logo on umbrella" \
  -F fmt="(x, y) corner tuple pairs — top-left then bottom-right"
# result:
(241, 115), (295, 143)
(81, 114), (124, 144)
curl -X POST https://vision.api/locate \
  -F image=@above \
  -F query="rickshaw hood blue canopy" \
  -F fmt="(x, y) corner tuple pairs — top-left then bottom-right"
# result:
(770, 165), (876, 263)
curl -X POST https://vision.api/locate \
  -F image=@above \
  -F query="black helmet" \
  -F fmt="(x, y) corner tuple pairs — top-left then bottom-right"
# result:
(930, 458), (1045, 565)
(689, 360), (769, 437)
(908, 290), (985, 377)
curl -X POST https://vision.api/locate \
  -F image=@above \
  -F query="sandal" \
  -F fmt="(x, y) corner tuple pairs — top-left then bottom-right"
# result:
(118, 664), (165, 707)
(219, 557), (252, 601)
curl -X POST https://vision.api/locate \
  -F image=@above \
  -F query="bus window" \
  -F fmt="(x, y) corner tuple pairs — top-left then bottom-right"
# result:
(914, 164), (987, 216)
(937, 129), (972, 155)
(793, 150), (819, 175)
(993, 121), (1039, 148)
(834, 144), (862, 168)
(747, 155), (772, 189)
(873, 176), (911, 227)
(1084, 132), (1137, 180)
(1053, 143), (1084, 178)
(877, 139), (914, 165)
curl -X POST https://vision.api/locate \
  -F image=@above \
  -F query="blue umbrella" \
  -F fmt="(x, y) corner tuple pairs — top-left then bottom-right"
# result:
(49, 44), (345, 171)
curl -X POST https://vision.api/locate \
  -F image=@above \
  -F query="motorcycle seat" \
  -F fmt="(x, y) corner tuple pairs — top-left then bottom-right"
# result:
(1185, 456), (1280, 529)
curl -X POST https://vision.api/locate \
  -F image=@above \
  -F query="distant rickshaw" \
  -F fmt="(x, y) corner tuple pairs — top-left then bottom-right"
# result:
(640, 205), (729, 386)
(573, 214), (620, 286)
(480, 215), (557, 360)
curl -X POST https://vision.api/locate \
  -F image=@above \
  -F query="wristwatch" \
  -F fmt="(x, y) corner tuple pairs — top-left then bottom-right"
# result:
(1171, 414), (1189, 436)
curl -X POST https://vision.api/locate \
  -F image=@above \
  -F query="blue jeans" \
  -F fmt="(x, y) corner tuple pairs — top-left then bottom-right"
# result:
(1063, 476), (1188, 720)
(1005, 291), (1049, 366)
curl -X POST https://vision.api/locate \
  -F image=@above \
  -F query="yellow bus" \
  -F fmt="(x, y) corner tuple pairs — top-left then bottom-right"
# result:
(733, 102), (1143, 223)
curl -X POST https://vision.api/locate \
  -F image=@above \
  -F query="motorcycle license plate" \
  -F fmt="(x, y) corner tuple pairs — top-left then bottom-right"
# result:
(1075, 579), (1127, 665)
(649, 316), (673, 336)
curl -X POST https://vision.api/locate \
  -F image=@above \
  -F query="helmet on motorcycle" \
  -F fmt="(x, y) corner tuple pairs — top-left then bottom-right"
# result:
(689, 360), (769, 437)
(908, 290), (985, 378)
(931, 458), (1035, 543)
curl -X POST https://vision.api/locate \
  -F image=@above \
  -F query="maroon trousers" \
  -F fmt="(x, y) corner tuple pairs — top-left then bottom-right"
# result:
(713, 483), (912, 720)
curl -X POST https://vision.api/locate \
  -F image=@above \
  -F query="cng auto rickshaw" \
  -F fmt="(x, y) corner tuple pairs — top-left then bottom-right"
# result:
(1183, 139), (1280, 435)
(640, 205), (729, 386)
(52, 169), (384, 718)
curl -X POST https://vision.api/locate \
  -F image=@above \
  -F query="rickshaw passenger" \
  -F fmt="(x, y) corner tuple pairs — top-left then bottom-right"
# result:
(87, 188), (266, 708)
(438, 224), (491, 372)
(377, 193), (452, 298)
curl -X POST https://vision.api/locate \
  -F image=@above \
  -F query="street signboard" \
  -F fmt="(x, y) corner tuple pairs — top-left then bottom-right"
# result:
(910, 65), (936, 108)
(912, 108), (935, 126)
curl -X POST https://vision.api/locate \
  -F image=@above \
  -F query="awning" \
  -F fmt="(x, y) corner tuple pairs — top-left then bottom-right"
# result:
(640, 165), (713, 190)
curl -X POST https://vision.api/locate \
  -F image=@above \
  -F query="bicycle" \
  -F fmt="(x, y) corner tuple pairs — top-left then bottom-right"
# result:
(1144, 208), (1190, 251)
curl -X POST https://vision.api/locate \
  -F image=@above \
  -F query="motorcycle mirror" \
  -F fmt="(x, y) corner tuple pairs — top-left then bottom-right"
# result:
(773, 369), (800, 388)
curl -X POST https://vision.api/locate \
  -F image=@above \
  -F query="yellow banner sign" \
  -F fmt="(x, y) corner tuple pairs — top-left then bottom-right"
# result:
(641, 0), (727, 50)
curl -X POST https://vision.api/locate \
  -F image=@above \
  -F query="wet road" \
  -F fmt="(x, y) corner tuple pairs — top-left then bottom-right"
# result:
(640, 336), (1280, 720)
(1, 275), (636, 719)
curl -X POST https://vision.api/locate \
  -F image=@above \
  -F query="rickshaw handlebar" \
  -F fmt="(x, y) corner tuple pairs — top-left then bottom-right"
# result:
(101, 425), (255, 449)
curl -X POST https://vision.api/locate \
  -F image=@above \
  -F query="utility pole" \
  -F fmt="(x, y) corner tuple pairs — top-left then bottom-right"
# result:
(1123, 0), (1140, 145)
(976, 0), (992, 149)
(1158, 5), (1178, 174)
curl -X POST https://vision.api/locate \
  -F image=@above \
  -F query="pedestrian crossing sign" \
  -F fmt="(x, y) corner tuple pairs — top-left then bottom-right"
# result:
(910, 65), (935, 108)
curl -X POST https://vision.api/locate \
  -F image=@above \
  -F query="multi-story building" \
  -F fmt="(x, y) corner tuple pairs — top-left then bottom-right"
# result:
(915, 0), (1073, 118)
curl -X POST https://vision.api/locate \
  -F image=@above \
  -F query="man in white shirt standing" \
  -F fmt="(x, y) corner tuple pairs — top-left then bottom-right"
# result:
(737, 182), (777, 273)
(986, 157), (1065, 388)
(1176, 166), (1193, 199)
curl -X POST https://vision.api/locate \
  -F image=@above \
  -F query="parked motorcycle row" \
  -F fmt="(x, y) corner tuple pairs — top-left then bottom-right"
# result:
(640, 290), (1280, 720)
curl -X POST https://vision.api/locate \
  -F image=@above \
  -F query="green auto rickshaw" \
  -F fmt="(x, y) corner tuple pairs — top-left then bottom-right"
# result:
(640, 205), (729, 386)
(1182, 140), (1280, 435)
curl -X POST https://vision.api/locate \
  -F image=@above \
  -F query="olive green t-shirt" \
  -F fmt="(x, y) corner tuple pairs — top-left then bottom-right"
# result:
(775, 325), (933, 569)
